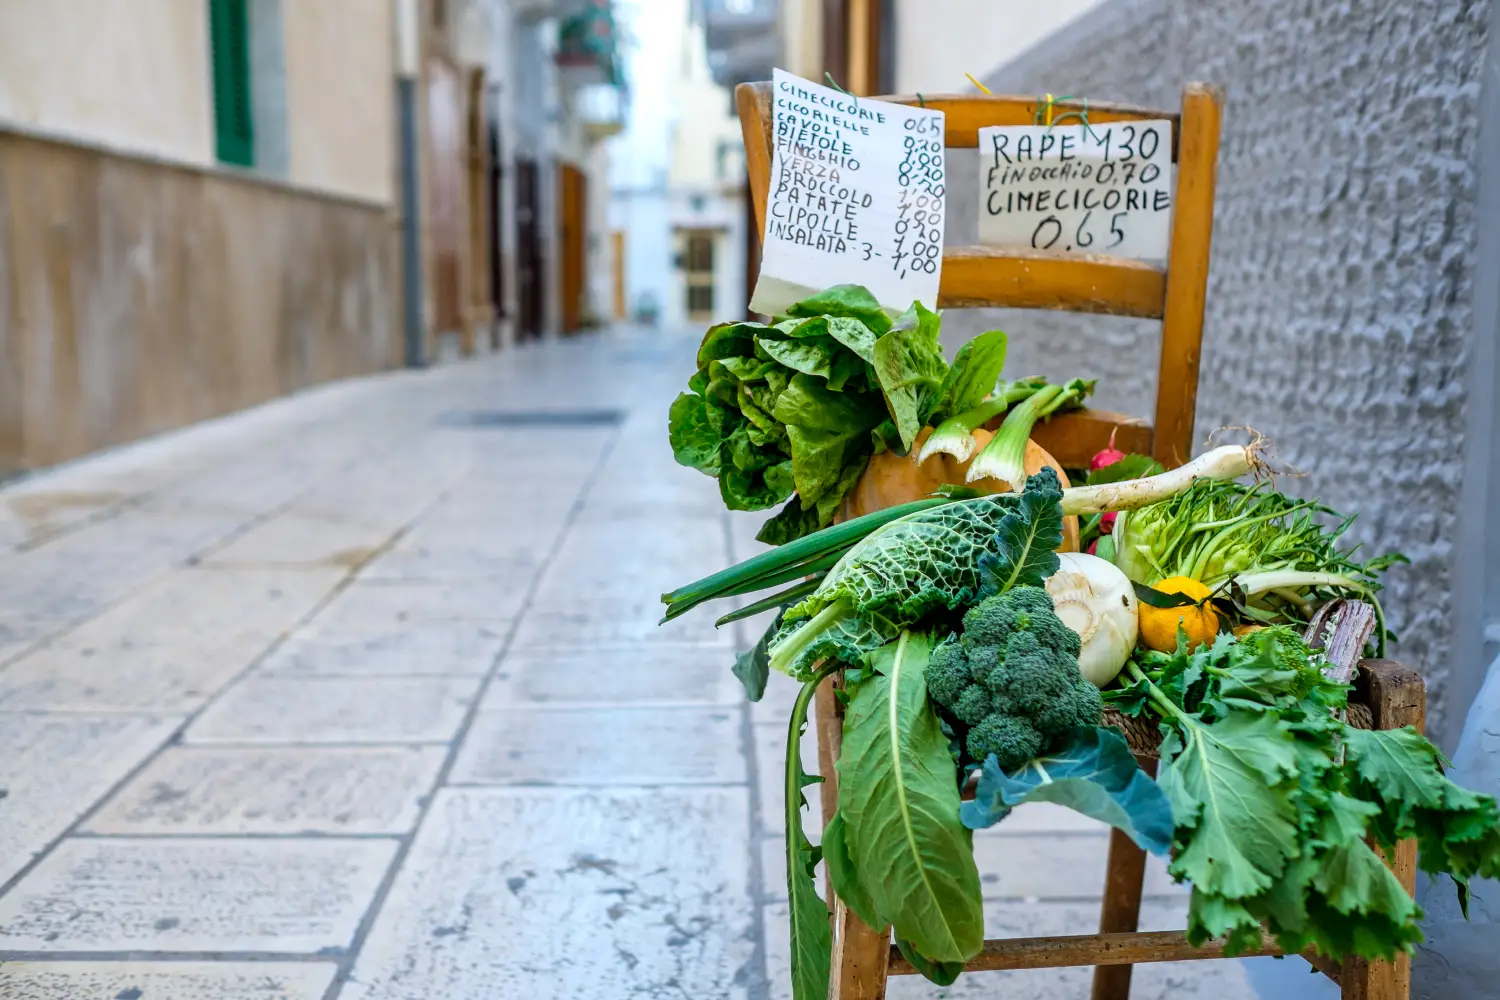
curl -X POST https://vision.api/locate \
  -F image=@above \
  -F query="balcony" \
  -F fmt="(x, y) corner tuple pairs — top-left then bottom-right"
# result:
(573, 82), (626, 141)
(555, 0), (623, 88)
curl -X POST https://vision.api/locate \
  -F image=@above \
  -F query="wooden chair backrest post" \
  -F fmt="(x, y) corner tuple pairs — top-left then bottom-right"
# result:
(734, 82), (1224, 469)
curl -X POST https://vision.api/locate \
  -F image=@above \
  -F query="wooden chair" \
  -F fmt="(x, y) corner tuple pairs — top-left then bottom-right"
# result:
(735, 81), (1421, 1000)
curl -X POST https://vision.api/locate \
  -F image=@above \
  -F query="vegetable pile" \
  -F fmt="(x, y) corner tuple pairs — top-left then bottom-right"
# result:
(667, 284), (1088, 543)
(661, 288), (1500, 998)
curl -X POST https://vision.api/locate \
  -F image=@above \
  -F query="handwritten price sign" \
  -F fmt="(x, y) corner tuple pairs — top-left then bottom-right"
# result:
(976, 120), (1173, 261)
(749, 68), (946, 316)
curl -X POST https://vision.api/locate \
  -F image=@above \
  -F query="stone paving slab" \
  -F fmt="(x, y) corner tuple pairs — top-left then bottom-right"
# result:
(512, 597), (733, 650)
(186, 676), (480, 745)
(254, 624), (508, 678)
(0, 838), (397, 953)
(451, 705), (746, 786)
(84, 745), (448, 835)
(753, 721), (823, 839)
(342, 787), (754, 1000)
(0, 714), (181, 887)
(0, 961), (338, 999)
(482, 645), (743, 707)
(201, 513), (402, 571)
(0, 568), (345, 713)
(305, 580), (526, 628)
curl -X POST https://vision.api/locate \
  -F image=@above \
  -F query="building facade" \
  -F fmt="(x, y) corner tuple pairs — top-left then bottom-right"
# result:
(0, 0), (622, 478)
(0, 0), (400, 475)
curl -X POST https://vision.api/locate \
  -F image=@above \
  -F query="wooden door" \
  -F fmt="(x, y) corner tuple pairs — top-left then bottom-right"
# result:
(465, 68), (492, 348)
(515, 158), (543, 340)
(488, 118), (505, 334)
(425, 57), (464, 336)
(558, 163), (587, 334)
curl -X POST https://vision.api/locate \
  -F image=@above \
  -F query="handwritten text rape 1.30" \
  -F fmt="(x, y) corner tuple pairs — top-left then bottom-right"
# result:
(977, 120), (1174, 260)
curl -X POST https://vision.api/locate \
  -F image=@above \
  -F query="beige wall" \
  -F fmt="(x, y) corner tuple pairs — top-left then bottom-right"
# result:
(283, 0), (396, 204)
(893, 0), (1109, 93)
(0, 0), (214, 165)
(778, 0), (824, 80)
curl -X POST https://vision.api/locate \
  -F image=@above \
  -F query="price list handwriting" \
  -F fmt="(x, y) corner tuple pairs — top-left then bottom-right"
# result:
(891, 117), (944, 280)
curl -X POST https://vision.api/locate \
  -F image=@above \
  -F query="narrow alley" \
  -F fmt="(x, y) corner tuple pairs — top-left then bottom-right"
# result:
(0, 330), (1266, 999)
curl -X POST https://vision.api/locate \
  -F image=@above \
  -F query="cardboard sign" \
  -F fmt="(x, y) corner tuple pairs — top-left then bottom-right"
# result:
(749, 68), (946, 316)
(976, 120), (1173, 260)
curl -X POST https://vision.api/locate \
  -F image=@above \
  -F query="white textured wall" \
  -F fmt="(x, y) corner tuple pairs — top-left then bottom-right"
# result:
(892, 0), (1108, 93)
(0, 0), (214, 165)
(283, 0), (396, 203)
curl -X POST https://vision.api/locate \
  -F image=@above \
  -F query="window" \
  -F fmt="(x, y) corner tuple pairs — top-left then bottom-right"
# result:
(682, 231), (716, 320)
(209, 0), (255, 167)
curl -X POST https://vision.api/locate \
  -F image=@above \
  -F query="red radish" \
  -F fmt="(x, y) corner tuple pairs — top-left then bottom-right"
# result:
(1090, 429), (1126, 470)
(1088, 430), (1126, 541)
(1086, 538), (1099, 555)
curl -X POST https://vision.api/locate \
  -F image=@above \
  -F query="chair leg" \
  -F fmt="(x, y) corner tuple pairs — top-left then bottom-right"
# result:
(1340, 839), (1415, 1000)
(815, 674), (843, 912)
(830, 898), (891, 1000)
(1091, 758), (1157, 1000)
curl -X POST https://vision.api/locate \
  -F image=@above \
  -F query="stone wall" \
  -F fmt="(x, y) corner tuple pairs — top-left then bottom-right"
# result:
(946, 0), (1491, 745)
(0, 129), (400, 475)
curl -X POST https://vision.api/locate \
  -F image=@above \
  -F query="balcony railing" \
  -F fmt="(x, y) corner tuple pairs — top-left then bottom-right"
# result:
(556, 0), (623, 87)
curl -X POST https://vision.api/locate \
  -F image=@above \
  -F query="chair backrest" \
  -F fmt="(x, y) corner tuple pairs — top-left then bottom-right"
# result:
(734, 82), (1223, 470)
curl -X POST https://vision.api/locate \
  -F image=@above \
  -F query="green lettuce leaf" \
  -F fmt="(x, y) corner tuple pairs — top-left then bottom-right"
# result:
(774, 375), (883, 506)
(759, 335), (843, 381)
(961, 727), (1174, 855)
(668, 392), (721, 476)
(732, 611), (783, 702)
(933, 328), (1008, 423)
(756, 497), (823, 546)
(838, 632), (984, 963)
(1344, 726), (1500, 880)
(786, 284), (893, 336)
(871, 302), (948, 450)
(826, 316), (879, 361)
(697, 321), (760, 367)
(821, 811), (884, 930)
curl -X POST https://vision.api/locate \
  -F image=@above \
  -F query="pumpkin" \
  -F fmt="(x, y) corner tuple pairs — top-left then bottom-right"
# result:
(840, 427), (1080, 552)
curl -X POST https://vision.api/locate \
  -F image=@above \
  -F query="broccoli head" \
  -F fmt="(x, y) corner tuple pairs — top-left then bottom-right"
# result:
(925, 585), (1101, 770)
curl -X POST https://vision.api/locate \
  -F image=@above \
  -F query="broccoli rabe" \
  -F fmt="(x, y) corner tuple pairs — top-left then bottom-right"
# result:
(927, 585), (1101, 770)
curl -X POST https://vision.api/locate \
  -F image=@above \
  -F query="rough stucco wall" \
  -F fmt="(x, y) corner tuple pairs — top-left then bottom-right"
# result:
(951, 0), (1489, 745)
(0, 0), (213, 166)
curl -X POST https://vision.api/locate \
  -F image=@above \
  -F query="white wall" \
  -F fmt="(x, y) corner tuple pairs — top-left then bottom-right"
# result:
(282, 0), (396, 203)
(892, 0), (1110, 93)
(0, 0), (214, 165)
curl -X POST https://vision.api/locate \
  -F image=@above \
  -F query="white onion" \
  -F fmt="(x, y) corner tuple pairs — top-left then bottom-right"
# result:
(1045, 552), (1139, 686)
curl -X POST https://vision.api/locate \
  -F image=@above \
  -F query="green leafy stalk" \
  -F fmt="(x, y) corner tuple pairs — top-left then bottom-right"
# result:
(836, 632), (985, 962)
(965, 379), (1093, 488)
(916, 377), (1049, 464)
(784, 664), (838, 1000)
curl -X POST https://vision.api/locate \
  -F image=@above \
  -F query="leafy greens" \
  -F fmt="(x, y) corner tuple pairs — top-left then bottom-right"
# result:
(668, 285), (1008, 543)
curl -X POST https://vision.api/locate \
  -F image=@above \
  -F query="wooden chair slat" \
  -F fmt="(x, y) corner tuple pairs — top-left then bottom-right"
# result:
(1025, 410), (1152, 470)
(938, 246), (1165, 316)
(887, 929), (1282, 975)
(737, 82), (1181, 154)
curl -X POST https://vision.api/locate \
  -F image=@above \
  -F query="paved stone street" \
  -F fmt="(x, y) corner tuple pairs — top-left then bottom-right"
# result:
(0, 328), (1279, 998)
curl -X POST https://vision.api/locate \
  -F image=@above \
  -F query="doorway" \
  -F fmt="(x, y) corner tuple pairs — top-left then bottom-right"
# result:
(514, 158), (543, 341)
(557, 162), (588, 334)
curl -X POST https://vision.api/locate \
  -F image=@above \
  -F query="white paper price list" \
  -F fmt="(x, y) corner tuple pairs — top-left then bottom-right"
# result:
(891, 118), (945, 282)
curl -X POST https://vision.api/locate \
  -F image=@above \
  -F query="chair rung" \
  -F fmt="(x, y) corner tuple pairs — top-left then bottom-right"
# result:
(886, 930), (1282, 975)
(938, 246), (1166, 317)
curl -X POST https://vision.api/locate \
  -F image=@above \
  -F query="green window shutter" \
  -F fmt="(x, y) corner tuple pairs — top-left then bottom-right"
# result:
(209, 0), (254, 167)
